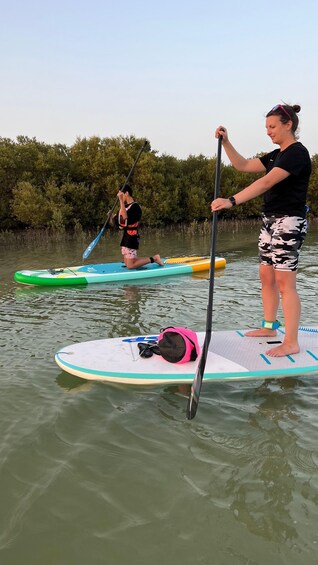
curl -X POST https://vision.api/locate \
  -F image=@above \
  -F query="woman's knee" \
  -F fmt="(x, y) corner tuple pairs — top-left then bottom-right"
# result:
(259, 265), (276, 287)
(275, 270), (297, 294)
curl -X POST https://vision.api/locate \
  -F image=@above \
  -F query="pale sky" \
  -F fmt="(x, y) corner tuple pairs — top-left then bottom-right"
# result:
(1, 0), (317, 162)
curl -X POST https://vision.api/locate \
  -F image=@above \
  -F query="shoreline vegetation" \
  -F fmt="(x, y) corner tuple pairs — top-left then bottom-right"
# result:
(1, 135), (317, 234)
(1, 217), (317, 247)
(0, 219), (259, 245)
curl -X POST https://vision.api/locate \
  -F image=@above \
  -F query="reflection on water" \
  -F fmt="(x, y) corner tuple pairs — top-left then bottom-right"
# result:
(0, 224), (318, 564)
(186, 379), (318, 561)
(56, 372), (94, 394)
(229, 381), (300, 545)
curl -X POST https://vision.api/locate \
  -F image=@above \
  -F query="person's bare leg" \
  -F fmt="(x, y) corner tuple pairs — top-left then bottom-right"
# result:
(245, 264), (280, 337)
(124, 255), (164, 269)
(124, 257), (150, 269)
(152, 254), (164, 266)
(266, 270), (300, 357)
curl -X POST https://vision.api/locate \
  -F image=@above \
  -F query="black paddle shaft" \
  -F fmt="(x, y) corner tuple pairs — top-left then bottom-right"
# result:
(186, 133), (223, 420)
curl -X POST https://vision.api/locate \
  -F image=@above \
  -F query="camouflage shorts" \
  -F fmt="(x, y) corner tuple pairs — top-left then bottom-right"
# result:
(259, 215), (307, 271)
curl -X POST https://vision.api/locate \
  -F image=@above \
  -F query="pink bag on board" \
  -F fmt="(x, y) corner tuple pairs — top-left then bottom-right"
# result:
(158, 327), (200, 364)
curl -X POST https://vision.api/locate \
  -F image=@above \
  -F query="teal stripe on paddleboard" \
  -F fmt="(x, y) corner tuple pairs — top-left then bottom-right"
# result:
(287, 355), (295, 363)
(261, 353), (296, 364)
(307, 350), (318, 361)
(55, 353), (318, 382)
(260, 354), (271, 365)
(55, 353), (193, 380)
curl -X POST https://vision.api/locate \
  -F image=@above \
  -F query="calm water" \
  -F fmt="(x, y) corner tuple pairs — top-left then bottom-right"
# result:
(0, 224), (318, 565)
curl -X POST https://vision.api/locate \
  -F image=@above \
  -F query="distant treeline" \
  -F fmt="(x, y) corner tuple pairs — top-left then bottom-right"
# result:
(1, 135), (317, 231)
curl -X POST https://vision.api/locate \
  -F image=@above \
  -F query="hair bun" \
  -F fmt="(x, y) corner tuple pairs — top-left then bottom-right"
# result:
(292, 104), (301, 114)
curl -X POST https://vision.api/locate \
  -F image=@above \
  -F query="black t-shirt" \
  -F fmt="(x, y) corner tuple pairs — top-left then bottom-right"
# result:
(119, 201), (142, 250)
(259, 142), (311, 217)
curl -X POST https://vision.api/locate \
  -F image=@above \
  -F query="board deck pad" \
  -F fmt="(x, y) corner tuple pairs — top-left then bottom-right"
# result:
(14, 256), (226, 286)
(55, 327), (318, 385)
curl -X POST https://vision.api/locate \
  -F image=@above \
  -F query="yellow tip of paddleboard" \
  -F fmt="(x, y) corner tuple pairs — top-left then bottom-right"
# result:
(165, 256), (226, 271)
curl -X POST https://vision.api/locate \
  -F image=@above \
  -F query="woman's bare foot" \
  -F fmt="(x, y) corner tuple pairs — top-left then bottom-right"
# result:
(153, 254), (164, 266)
(245, 328), (277, 337)
(266, 342), (300, 357)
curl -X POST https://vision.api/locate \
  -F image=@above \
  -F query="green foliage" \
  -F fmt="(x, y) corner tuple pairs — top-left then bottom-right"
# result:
(0, 136), (70, 228)
(12, 181), (50, 227)
(307, 154), (318, 217)
(1, 134), (317, 231)
(219, 166), (263, 219)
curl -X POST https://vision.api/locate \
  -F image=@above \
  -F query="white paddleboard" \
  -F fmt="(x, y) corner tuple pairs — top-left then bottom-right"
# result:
(55, 327), (318, 385)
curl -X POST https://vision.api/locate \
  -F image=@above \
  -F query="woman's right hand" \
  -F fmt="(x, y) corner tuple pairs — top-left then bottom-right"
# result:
(215, 126), (228, 142)
(211, 198), (233, 212)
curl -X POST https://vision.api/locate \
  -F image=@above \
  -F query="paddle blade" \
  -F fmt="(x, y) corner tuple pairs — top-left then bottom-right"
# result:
(82, 228), (105, 260)
(186, 342), (208, 420)
(186, 375), (201, 420)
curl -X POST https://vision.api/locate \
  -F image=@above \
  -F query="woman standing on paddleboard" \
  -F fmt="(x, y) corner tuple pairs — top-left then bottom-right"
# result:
(211, 104), (311, 358)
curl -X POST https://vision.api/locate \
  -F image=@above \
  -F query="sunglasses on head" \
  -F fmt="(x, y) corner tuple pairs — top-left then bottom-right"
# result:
(270, 104), (292, 120)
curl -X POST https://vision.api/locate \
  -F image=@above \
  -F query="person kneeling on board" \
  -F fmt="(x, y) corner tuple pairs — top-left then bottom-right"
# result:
(117, 185), (164, 269)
